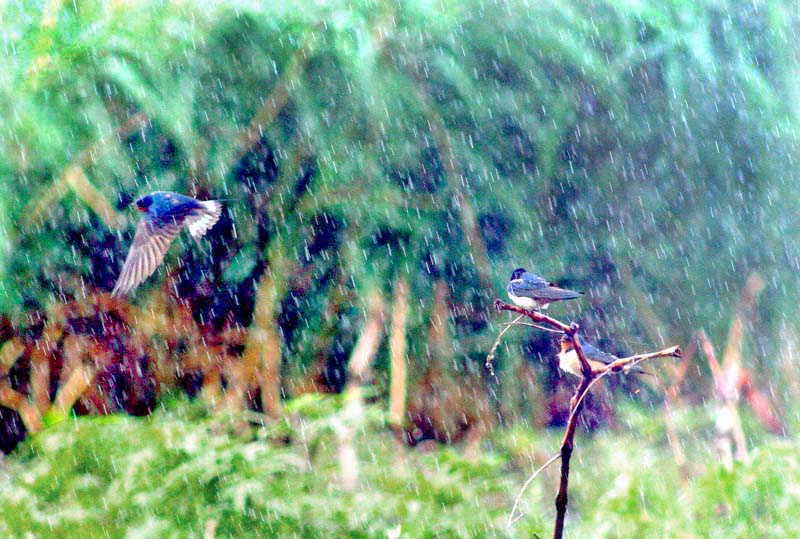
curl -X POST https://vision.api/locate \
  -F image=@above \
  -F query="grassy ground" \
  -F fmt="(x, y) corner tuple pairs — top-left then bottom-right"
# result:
(0, 396), (797, 538)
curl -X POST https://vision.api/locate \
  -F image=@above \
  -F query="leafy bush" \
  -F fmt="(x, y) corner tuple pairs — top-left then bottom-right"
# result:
(1, 399), (796, 538)
(0, 397), (540, 538)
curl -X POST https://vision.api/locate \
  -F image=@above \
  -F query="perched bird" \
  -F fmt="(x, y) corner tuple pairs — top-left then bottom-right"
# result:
(506, 267), (582, 310)
(111, 191), (222, 296)
(557, 335), (648, 377)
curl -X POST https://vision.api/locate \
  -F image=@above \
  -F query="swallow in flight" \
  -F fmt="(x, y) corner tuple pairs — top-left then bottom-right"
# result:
(112, 191), (222, 296)
(506, 267), (582, 310)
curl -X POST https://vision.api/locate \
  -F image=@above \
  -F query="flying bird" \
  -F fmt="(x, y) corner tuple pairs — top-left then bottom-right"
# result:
(111, 191), (222, 296)
(557, 335), (648, 377)
(506, 267), (582, 310)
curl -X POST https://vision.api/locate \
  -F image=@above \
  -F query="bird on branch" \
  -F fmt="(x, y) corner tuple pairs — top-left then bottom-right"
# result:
(506, 267), (583, 310)
(557, 335), (649, 377)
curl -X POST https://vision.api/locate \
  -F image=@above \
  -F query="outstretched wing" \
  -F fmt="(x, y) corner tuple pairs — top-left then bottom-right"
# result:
(111, 217), (182, 296)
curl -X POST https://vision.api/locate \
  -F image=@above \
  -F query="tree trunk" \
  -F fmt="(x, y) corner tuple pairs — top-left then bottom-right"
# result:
(30, 324), (62, 413)
(339, 289), (385, 489)
(52, 334), (97, 417)
(0, 381), (42, 433)
(231, 249), (292, 417)
(388, 278), (409, 428)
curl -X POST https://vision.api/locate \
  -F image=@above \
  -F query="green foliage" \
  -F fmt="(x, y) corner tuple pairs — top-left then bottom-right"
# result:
(1, 401), (797, 538)
(1, 2), (798, 536)
(1, 0), (797, 330)
(0, 397), (536, 539)
(571, 435), (800, 539)
(0, 0), (799, 484)
(1, 0), (797, 358)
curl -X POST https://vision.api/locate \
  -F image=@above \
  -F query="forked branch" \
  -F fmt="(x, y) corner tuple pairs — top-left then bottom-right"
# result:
(491, 299), (681, 539)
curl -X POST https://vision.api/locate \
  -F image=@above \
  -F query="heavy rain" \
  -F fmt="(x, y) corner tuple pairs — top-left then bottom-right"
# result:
(0, 0), (798, 537)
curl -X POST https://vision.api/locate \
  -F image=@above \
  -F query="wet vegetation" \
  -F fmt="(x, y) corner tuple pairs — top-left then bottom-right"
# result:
(1, 0), (799, 537)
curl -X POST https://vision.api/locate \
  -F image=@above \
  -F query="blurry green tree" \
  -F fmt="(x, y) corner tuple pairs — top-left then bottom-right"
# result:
(0, 0), (797, 439)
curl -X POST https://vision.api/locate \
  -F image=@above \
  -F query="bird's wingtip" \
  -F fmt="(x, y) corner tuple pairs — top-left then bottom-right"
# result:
(207, 200), (223, 221)
(110, 280), (127, 297)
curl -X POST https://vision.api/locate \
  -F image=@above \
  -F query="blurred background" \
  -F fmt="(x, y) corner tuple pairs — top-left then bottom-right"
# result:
(1, 0), (799, 537)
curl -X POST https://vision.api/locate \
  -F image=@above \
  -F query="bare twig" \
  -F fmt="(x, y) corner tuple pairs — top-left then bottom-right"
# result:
(485, 308), (570, 375)
(492, 299), (681, 539)
(566, 325), (594, 378)
(493, 300), (572, 333)
(492, 299), (589, 536)
(507, 452), (562, 527)
(485, 314), (524, 376)
(515, 322), (564, 333)
(570, 351), (679, 420)
(552, 365), (590, 539)
(599, 346), (682, 375)
(552, 344), (679, 539)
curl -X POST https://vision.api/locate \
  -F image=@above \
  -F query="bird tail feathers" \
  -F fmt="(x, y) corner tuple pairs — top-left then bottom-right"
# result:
(624, 364), (654, 376)
(186, 200), (222, 239)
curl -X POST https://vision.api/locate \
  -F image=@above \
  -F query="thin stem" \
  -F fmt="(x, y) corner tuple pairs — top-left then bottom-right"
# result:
(485, 316), (565, 375)
(494, 300), (572, 333)
(514, 322), (565, 333)
(601, 346), (682, 375)
(566, 323), (593, 378)
(507, 452), (562, 528)
(485, 314), (524, 376)
(553, 374), (591, 539)
(552, 349), (679, 539)
(491, 298), (682, 539)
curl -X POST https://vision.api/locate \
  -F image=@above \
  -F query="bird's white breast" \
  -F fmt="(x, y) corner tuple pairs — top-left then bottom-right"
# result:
(508, 291), (545, 310)
(557, 350), (582, 377)
(558, 350), (608, 377)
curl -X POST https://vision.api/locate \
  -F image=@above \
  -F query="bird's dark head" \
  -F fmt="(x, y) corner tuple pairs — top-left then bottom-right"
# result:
(135, 195), (153, 213)
(558, 334), (574, 353)
(510, 267), (527, 280)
